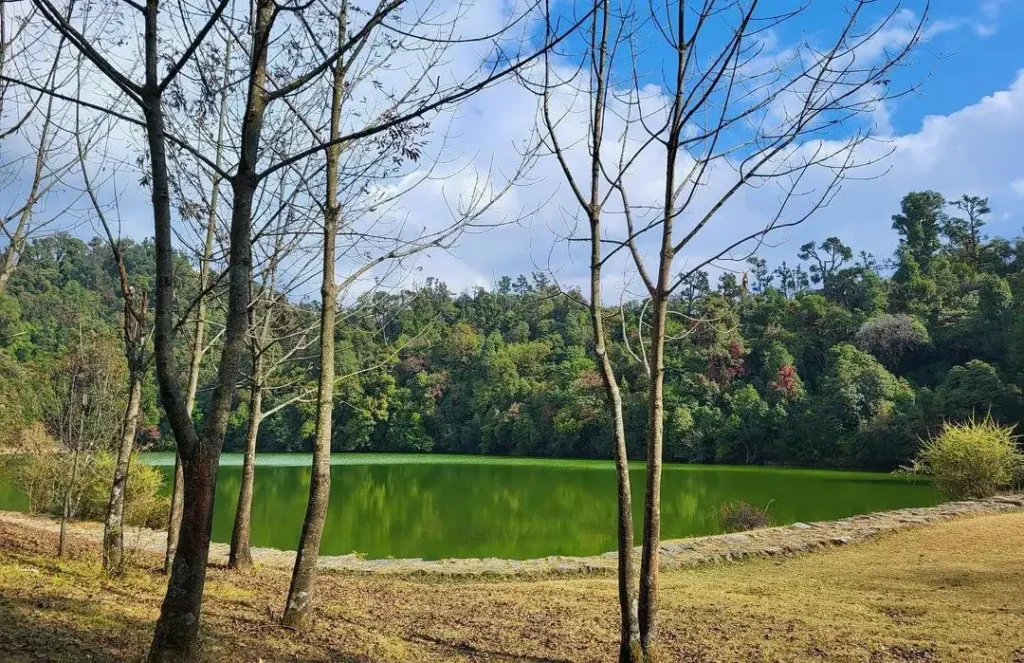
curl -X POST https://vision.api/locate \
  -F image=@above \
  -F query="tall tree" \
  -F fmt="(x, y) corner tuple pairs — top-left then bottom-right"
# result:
(943, 194), (990, 271)
(892, 191), (946, 272)
(537, 0), (640, 655)
(533, 1), (926, 658)
(75, 106), (152, 576)
(280, 0), (545, 622)
(799, 237), (853, 286)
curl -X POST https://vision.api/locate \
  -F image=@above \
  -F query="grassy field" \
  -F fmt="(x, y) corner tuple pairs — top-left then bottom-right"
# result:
(1, 512), (1022, 662)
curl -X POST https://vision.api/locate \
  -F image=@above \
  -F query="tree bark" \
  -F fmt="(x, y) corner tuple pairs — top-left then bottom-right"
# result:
(282, 1), (345, 626)
(148, 0), (266, 655)
(637, 291), (667, 658)
(228, 351), (263, 570)
(164, 457), (184, 574)
(102, 370), (142, 575)
(164, 24), (231, 577)
(637, 100), (679, 657)
(149, 450), (219, 660)
(281, 211), (336, 628)
(589, 228), (641, 661)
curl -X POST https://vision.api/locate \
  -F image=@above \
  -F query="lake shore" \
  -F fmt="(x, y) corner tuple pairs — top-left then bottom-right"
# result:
(2, 500), (1023, 661)
(1, 494), (1020, 577)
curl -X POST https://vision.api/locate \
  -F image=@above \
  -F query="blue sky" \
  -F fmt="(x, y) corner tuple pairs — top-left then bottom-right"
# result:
(407, 0), (1024, 297)
(2, 0), (1022, 299)
(889, 0), (1022, 131)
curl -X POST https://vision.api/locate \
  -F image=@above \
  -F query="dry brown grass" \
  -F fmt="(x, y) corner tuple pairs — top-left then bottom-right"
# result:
(1, 512), (1022, 662)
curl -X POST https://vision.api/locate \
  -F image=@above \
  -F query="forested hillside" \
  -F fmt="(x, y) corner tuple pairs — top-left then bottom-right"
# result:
(2, 191), (1020, 470)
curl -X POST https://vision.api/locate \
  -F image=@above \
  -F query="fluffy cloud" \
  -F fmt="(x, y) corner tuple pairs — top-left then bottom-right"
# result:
(4, 0), (1021, 303)
(406, 66), (1024, 297)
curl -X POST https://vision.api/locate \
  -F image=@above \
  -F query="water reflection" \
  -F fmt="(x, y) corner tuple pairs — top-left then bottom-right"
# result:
(194, 459), (938, 560)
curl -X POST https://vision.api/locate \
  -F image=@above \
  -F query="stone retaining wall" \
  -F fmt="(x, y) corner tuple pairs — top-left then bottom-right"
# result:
(2, 495), (1021, 578)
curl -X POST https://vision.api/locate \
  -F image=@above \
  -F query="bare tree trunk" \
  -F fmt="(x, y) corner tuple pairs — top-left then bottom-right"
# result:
(590, 235), (640, 661)
(637, 291), (667, 657)
(102, 371), (142, 574)
(282, 2), (345, 625)
(164, 456), (184, 574)
(150, 450), (219, 659)
(540, 0), (639, 654)
(638, 122), (677, 657)
(282, 211), (336, 628)
(228, 350), (263, 570)
(58, 441), (81, 557)
(149, 0), (266, 655)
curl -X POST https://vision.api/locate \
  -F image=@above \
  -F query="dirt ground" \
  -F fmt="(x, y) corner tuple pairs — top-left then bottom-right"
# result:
(1, 512), (1022, 662)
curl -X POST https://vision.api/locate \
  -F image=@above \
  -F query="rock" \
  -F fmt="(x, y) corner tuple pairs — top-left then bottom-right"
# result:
(830, 536), (852, 545)
(790, 522), (812, 529)
(722, 533), (751, 544)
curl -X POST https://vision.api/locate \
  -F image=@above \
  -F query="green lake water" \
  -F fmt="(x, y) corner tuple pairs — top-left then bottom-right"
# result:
(117, 453), (939, 560)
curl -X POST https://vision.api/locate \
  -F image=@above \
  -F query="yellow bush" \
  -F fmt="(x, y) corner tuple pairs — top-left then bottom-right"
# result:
(915, 417), (1022, 499)
(13, 451), (168, 528)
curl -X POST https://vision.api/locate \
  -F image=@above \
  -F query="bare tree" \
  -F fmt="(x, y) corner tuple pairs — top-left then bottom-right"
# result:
(164, 22), (235, 575)
(14, 0), (587, 653)
(0, 11), (79, 293)
(534, 0), (927, 658)
(43, 327), (126, 557)
(280, 0), (542, 617)
(75, 111), (153, 576)
(229, 192), (316, 570)
(533, 0), (640, 657)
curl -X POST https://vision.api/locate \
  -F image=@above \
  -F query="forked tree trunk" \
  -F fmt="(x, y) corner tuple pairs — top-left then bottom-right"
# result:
(102, 372), (142, 574)
(149, 142), (258, 662)
(282, 3), (345, 625)
(228, 352), (263, 570)
(148, 0), (267, 654)
(165, 24), (232, 576)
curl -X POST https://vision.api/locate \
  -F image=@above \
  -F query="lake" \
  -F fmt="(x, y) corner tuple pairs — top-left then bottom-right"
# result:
(127, 453), (939, 560)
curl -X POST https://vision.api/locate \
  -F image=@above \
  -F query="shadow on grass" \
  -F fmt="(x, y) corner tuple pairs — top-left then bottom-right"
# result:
(0, 593), (151, 662)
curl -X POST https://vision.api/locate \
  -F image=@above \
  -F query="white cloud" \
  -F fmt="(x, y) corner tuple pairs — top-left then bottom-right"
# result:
(407, 67), (1024, 299)
(5, 0), (1021, 306)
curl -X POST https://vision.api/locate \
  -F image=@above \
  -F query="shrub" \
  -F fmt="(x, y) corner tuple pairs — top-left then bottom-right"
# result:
(854, 314), (930, 369)
(14, 451), (168, 528)
(914, 417), (1022, 499)
(717, 500), (771, 533)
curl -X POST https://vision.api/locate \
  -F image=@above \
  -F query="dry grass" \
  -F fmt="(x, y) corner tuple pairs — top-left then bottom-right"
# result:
(1, 512), (1023, 662)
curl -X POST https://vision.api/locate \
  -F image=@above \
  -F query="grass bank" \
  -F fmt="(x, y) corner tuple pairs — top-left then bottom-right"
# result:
(1, 511), (1022, 661)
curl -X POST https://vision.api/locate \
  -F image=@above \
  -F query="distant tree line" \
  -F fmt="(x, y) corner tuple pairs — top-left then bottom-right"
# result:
(2, 191), (1020, 472)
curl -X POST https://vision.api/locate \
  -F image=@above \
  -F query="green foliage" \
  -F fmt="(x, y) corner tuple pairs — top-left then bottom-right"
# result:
(14, 451), (169, 528)
(914, 417), (1022, 499)
(2, 190), (1023, 473)
(935, 360), (1021, 423)
(892, 191), (946, 271)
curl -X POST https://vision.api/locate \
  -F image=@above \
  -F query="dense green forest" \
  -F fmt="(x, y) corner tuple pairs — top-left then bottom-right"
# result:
(2, 191), (1021, 470)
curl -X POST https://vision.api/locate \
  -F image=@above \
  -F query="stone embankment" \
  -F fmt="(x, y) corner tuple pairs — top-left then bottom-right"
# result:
(2, 495), (1021, 578)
